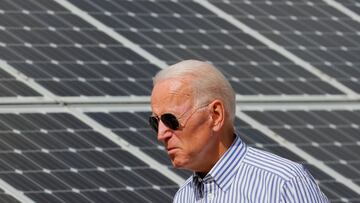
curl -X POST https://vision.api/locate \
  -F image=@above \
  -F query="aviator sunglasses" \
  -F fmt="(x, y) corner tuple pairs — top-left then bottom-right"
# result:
(149, 104), (210, 133)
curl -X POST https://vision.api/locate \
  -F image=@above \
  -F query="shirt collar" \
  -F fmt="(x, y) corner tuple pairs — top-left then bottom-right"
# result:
(193, 134), (247, 192)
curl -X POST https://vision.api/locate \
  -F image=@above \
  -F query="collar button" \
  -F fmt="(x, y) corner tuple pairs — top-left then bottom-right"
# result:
(208, 193), (213, 200)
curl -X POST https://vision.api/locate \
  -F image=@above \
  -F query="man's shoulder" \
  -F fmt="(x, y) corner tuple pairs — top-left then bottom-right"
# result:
(242, 147), (306, 181)
(173, 176), (193, 201)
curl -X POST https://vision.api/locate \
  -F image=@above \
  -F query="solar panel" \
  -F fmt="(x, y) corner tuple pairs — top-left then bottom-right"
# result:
(210, 0), (360, 93)
(66, 0), (344, 95)
(0, 112), (177, 202)
(1, 0), (360, 202)
(0, 0), (158, 97)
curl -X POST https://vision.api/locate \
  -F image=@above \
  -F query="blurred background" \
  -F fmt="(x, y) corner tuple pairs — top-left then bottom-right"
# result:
(0, 0), (359, 202)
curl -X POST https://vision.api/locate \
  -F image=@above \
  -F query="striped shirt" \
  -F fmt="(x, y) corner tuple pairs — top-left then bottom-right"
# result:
(173, 135), (329, 203)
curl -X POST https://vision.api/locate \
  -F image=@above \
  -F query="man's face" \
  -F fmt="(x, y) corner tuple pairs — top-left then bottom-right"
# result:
(150, 79), (215, 172)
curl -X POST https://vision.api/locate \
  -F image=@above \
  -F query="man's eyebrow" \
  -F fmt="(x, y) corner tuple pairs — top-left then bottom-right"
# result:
(168, 92), (191, 97)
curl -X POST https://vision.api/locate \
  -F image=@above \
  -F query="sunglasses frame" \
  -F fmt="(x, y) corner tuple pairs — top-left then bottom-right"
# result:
(149, 103), (210, 133)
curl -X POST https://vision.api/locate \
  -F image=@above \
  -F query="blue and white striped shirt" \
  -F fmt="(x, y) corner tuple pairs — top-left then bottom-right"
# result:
(173, 135), (329, 203)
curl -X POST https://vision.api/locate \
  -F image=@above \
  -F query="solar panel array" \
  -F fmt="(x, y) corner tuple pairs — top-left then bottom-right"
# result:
(212, 0), (360, 93)
(0, 112), (178, 202)
(69, 0), (343, 95)
(0, 0), (359, 202)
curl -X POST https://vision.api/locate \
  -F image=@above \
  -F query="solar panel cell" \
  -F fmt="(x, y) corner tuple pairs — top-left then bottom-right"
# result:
(108, 169), (151, 187)
(8, 46), (47, 61)
(118, 130), (154, 147)
(52, 192), (89, 203)
(104, 149), (148, 167)
(88, 82), (120, 96)
(142, 148), (172, 165)
(0, 133), (38, 150)
(52, 151), (94, 169)
(26, 172), (70, 190)
(80, 170), (125, 188)
(50, 113), (91, 129)
(170, 168), (192, 179)
(324, 181), (360, 199)
(137, 188), (173, 202)
(160, 1), (192, 15)
(53, 171), (98, 189)
(0, 14), (22, 27)
(114, 80), (150, 95)
(20, 132), (65, 150)
(0, 173), (42, 191)
(8, 13), (44, 27)
(0, 158), (13, 170)
(83, 191), (121, 203)
(325, 145), (359, 161)
(109, 190), (148, 203)
(77, 151), (121, 168)
(76, 131), (119, 148)
(135, 168), (175, 186)
(0, 193), (21, 203)
(0, 81), (40, 96)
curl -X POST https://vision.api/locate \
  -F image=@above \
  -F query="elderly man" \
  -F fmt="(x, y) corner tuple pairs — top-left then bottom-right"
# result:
(149, 60), (328, 202)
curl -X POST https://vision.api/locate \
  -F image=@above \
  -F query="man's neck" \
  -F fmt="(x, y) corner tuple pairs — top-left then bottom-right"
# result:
(197, 173), (206, 179)
(194, 132), (236, 179)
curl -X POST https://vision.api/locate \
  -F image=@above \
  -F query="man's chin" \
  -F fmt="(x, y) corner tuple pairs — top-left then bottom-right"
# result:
(171, 158), (188, 169)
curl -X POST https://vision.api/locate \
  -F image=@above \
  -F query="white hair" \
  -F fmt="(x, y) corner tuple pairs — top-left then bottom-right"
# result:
(153, 60), (236, 122)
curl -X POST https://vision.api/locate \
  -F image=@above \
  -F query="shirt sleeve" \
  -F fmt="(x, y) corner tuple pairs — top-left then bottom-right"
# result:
(280, 169), (329, 203)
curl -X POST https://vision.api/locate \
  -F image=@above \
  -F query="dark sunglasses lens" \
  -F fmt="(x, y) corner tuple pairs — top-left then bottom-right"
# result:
(148, 116), (159, 132)
(161, 114), (180, 130)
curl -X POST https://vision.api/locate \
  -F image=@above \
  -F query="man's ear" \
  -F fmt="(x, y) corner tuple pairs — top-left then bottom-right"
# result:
(209, 100), (225, 132)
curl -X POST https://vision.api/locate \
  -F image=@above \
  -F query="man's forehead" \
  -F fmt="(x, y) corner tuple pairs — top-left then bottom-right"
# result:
(172, 80), (191, 92)
(155, 79), (191, 95)
(151, 79), (193, 105)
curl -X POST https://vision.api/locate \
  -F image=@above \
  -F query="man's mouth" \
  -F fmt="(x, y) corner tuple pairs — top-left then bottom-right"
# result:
(167, 147), (178, 153)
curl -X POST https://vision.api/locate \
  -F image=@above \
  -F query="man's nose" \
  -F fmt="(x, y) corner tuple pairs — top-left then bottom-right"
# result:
(157, 120), (172, 141)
